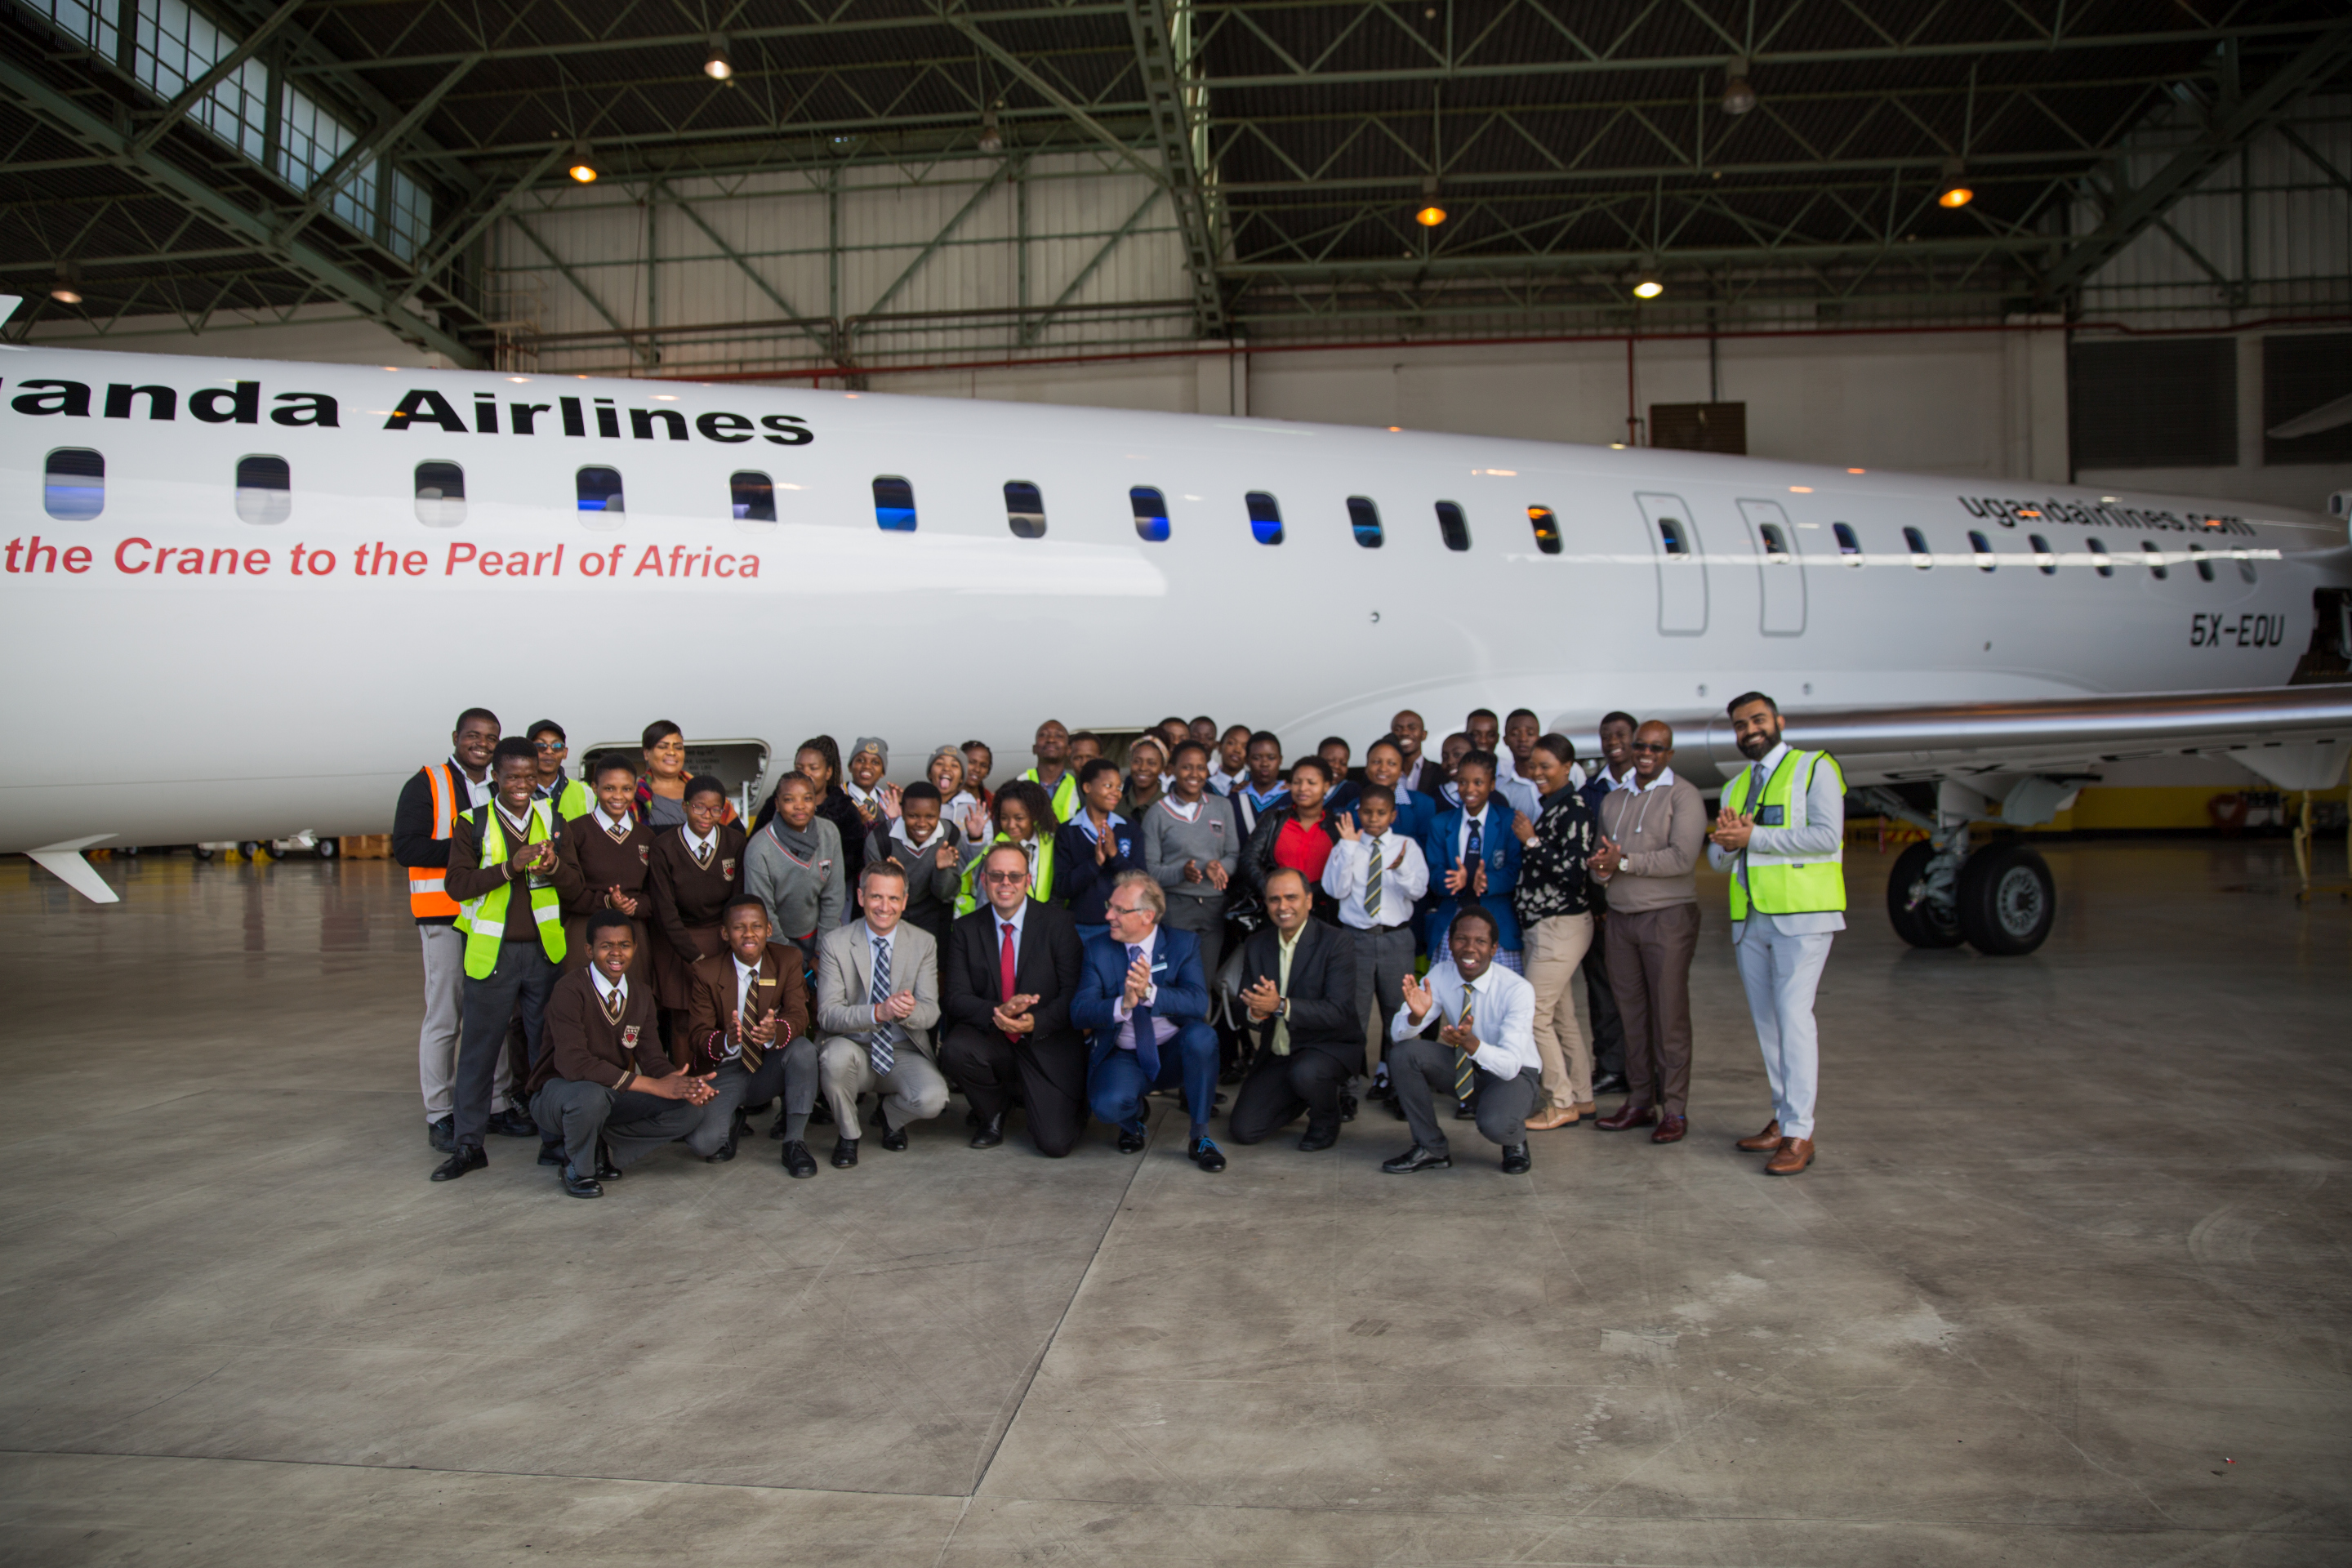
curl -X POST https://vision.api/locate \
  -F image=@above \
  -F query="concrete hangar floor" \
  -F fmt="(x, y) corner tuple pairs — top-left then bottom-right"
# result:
(0, 841), (2344, 1567)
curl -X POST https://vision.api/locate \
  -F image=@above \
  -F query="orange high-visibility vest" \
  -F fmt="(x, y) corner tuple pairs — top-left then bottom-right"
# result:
(407, 763), (464, 919)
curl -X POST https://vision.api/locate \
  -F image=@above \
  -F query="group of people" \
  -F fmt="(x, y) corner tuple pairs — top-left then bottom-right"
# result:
(393, 700), (1846, 1197)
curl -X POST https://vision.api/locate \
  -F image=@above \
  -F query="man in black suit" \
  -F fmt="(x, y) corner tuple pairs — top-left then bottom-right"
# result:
(1227, 866), (1363, 1153)
(939, 842), (1089, 1156)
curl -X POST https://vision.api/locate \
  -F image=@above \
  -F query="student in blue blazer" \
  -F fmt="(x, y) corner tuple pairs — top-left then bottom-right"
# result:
(1425, 750), (1526, 969)
(1072, 870), (1224, 1169)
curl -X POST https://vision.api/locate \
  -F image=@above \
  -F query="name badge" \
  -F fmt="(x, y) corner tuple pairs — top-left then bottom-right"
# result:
(621, 1024), (641, 1048)
(1757, 805), (1786, 826)
(757, 977), (777, 987)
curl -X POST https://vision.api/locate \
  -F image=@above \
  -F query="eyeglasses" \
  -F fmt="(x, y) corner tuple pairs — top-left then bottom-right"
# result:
(534, 740), (568, 752)
(1107, 904), (1147, 918)
(1628, 742), (1672, 753)
(982, 870), (1029, 884)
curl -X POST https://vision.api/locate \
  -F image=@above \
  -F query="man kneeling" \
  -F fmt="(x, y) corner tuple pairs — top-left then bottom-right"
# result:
(684, 896), (817, 1174)
(1075, 871), (1220, 1168)
(815, 862), (949, 1167)
(530, 911), (717, 1197)
(1382, 905), (1540, 1175)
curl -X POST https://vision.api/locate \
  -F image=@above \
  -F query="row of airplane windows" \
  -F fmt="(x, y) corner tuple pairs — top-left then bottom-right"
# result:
(31, 448), (2251, 583)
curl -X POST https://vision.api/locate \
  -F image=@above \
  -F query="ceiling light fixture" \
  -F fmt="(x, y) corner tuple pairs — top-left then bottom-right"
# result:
(977, 102), (1003, 154)
(1632, 264), (1664, 301)
(1414, 175), (1446, 227)
(703, 33), (733, 80)
(49, 262), (82, 305)
(1937, 156), (1973, 208)
(1721, 57), (1757, 116)
(567, 139), (599, 183)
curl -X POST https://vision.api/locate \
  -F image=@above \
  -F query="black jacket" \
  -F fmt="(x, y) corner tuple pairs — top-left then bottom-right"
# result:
(1238, 804), (1343, 923)
(392, 760), (478, 926)
(1238, 918), (1362, 1062)
(942, 901), (1085, 1046)
(1054, 815), (1145, 927)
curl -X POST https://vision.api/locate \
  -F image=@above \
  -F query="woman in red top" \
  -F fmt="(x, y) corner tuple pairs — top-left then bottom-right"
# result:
(1239, 757), (1343, 924)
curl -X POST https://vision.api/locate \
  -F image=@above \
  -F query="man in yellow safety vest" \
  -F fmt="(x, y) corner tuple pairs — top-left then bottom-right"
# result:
(431, 736), (581, 1183)
(527, 719), (594, 822)
(1707, 691), (1846, 1178)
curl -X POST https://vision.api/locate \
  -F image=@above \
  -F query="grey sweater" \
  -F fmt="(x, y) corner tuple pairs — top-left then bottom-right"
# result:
(1597, 773), (1706, 914)
(745, 816), (845, 941)
(1140, 793), (1242, 906)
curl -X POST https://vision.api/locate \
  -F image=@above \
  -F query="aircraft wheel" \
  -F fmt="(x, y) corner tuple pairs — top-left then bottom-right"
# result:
(192, 846), (215, 862)
(238, 840), (263, 860)
(1885, 840), (1963, 948)
(315, 837), (340, 860)
(1957, 842), (2055, 956)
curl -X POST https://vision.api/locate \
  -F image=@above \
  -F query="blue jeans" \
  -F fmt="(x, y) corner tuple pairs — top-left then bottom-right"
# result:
(1088, 1019), (1218, 1137)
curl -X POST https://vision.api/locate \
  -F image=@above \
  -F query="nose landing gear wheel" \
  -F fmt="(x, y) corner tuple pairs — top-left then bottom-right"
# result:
(314, 837), (339, 860)
(1958, 842), (2056, 956)
(1885, 840), (1963, 948)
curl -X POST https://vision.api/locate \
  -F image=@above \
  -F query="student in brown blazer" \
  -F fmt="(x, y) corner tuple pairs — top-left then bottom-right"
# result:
(528, 911), (716, 1197)
(560, 754), (659, 984)
(647, 773), (748, 1064)
(681, 897), (819, 1174)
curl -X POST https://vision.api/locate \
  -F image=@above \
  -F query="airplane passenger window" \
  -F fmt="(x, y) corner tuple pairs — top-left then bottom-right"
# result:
(1833, 522), (1861, 563)
(1656, 516), (1688, 556)
(1130, 486), (1169, 542)
(1528, 506), (1562, 555)
(575, 466), (624, 530)
(731, 471), (777, 525)
(2086, 537), (2114, 577)
(1004, 480), (1046, 539)
(2139, 540), (2169, 581)
(2029, 533), (2057, 576)
(1757, 522), (1790, 561)
(1967, 529), (1995, 572)
(235, 456), (291, 525)
(2187, 543), (2214, 582)
(1903, 525), (1932, 569)
(1348, 496), (1383, 549)
(415, 461), (466, 528)
(872, 475), (916, 532)
(1246, 491), (1284, 546)
(42, 448), (104, 520)
(1436, 501), (1472, 551)
(2238, 555), (2258, 585)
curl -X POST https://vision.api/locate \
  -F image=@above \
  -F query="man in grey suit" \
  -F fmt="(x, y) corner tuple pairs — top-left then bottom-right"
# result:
(815, 862), (948, 1168)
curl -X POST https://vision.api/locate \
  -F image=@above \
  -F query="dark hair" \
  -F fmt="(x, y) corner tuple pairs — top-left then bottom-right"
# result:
(1318, 735), (1349, 754)
(1450, 904), (1500, 942)
(1358, 782), (1396, 810)
(1220, 724), (1251, 743)
(641, 719), (682, 751)
(1456, 748), (1499, 780)
(1367, 735), (1404, 760)
(1191, 715), (1214, 729)
(995, 777), (1057, 832)
(1600, 710), (1638, 733)
(1532, 733), (1578, 764)
(901, 780), (942, 807)
(796, 735), (841, 783)
(684, 773), (727, 803)
(454, 706), (500, 734)
(1467, 707), (1499, 724)
(585, 909), (635, 942)
(527, 719), (565, 743)
(721, 894), (770, 924)
(591, 753), (639, 782)
(1079, 757), (1124, 789)
(774, 771), (814, 798)
(1158, 715), (1187, 733)
(1507, 708), (1539, 724)
(1289, 756), (1331, 784)
(961, 738), (990, 754)
(491, 737), (539, 768)
(1727, 690), (1779, 719)
(1070, 729), (1101, 748)
(1170, 740), (1209, 765)
(1264, 865), (1312, 898)
(1247, 729), (1282, 752)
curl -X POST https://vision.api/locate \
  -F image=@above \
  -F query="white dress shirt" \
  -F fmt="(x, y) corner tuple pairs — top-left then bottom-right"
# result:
(1388, 959), (1539, 1079)
(1322, 831), (1429, 930)
(1454, 803), (1497, 861)
(1108, 932), (1178, 1054)
(451, 754), (492, 811)
(1208, 763), (1245, 796)
(732, 953), (761, 1019)
(593, 966), (628, 1010)
(682, 822), (717, 862)
(593, 804), (633, 840)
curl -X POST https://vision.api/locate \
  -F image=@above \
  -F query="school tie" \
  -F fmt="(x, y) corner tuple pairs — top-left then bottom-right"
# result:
(600, 982), (625, 1026)
(1465, 816), (1483, 868)
(999, 920), (1019, 1036)
(1127, 942), (1160, 1079)
(869, 934), (898, 1075)
(1365, 837), (1383, 920)
(1453, 983), (1478, 1102)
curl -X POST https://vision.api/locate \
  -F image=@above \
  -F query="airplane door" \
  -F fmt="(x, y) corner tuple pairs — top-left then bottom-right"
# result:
(1737, 498), (1807, 635)
(1636, 492), (1708, 635)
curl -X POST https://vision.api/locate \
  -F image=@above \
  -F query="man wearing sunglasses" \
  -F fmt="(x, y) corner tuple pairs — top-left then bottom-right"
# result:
(939, 843), (1088, 1156)
(526, 721), (593, 822)
(1589, 719), (1708, 1144)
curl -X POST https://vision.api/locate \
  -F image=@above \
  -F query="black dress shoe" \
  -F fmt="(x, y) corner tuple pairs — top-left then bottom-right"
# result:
(1453, 1098), (1477, 1121)
(560, 1165), (604, 1198)
(1188, 1136), (1226, 1172)
(537, 1143), (568, 1167)
(768, 1112), (791, 1139)
(879, 1120), (909, 1152)
(704, 1138), (737, 1164)
(970, 1113), (1005, 1149)
(831, 1137), (858, 1168)
(427, 1116), (456, 1152)
(1592, 1071), (1629, 1096)
(1500, 1143), (1531, 1174)
(1366, 1080), (1395, 1102)
(1298, 1124), (1339, 1153)
(595, 1143), (623, 1181)
(430, 1147), (487, 1182)
(1339, 1091), (1358, 1124)
(487, 1107), (538, 1138)
(780, 1138), (818, 1178)
(1117, 1123), (1147, 1154)
(809, 1098), (835, 1125)
(1382, 1144), (1452, 1174)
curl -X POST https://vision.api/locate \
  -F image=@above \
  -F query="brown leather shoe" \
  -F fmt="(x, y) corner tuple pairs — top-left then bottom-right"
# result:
(1572, 1102), (1597, 1119)
(1650, 1113), (1687, 1144)
(1594, 1100), (1657, 1132)
(1735, 1119), (1782, 1152)
(1763, 1136), (1814, 1176)
(1524, 1103), (1577, 1131)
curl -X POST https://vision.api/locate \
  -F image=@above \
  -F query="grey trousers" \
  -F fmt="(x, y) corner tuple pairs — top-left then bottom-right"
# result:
(1390, 1037), (1540, 1155)
(1345, 923), (1416, 1071)
(1160, 894), (1226, 997)
(530, 1077), (701, 1175)
(688, 1040), (817, 1156)
(419, 924), (510, 1122)
(454, 942), (557, 1150)
(821, 1037), (951, 1138)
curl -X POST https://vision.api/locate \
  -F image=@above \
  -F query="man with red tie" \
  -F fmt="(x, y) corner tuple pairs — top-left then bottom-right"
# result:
(938, 842), (1087, 1156)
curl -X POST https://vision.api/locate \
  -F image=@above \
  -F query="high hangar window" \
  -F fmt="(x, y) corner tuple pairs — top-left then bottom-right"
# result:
(1131, 486), (1169, 543)
(731, 471), (776, 527)
(43, 448), (103, 520)
(1435, 501), (1472, 551)
(872, 475), (915, 532)
(414, 461), (464, 528)
(1527, 506), (1562, 555)
(1247, 491), (1283, 545)
(1348, 496), (1383, 548)
(235, 456), (291, 525)
(1004, 481), (1046, 538)
(577, 466), (624, 530)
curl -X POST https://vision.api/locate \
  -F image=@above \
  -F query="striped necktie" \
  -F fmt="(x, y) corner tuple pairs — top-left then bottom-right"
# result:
(1365, 835), (1383, 919)
(869, 934), (898, 1075)
(1453, 982), (1477, 1102)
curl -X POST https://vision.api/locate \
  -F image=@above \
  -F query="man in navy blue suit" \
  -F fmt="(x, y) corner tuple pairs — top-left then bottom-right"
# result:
(1073, 870), (1225, 1172)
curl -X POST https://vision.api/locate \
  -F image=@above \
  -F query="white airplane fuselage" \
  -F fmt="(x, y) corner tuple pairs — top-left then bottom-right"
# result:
(1, 344), (2341, 853)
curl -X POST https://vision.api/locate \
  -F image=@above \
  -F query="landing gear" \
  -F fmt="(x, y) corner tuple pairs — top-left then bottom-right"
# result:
(1860, 784), (2056, 957)
(1954, 842), (2055, 956)
(314, 837), (340, 860)
(1885, 840), (1963, 948)
(237, 840), (263, 860)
